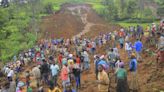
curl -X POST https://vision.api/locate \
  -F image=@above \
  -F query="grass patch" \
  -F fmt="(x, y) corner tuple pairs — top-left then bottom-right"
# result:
(115, 21), (159, 30)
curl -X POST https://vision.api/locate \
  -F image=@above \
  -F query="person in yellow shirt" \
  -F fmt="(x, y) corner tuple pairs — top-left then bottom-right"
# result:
(97, 65), (109, 92)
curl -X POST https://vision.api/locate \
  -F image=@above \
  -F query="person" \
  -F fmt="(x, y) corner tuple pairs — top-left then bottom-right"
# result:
(83, 51), (90, 70)
(63, 83), (76, 92)
(134, 39), (143, 61)
(60, 59), (70, 91)
(125, 41), (132, 58)
(31, 65), (41, 87)
(40, 59), (50, 85)
(25, 70), (30, 88)
(48, 80), (56, 92)
(119, 37), (124, 49)
(80, 53), (84, 71)
(16, 81), (24, 92)
(58, 53), (63, 67)
(4, 66), (10, 75)
(37, 84), (44, 92)
(107, 48), (116, 71)
(146, 25), (151, 36)
(151, 23), (156, 36)
(75, 55), (81, 66)
(91, 41), (96, 54)
(129, 54), (139, 91)
(115, 62), (128, 92)
(67, 54), (74, 69)
(96, 64), (109, 92)
(48, 84), (62, 92)
(113, 47), (119, 58)
(137, 25), (143, 39)
(27, 85), (33, 92)
(50, 62), (60, 86)
(94, 55), (100, 79)
(72, 63), (81, 89)
(115, 58), (123, 73)
(7, 68), (14, 82)
(156, 32), (164, 68)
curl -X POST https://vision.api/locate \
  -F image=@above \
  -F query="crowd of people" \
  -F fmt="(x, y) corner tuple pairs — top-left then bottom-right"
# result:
(0, 21), (163, 92)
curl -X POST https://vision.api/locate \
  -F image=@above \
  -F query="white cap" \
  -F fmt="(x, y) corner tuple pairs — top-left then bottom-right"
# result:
(69, 54), (73, 58)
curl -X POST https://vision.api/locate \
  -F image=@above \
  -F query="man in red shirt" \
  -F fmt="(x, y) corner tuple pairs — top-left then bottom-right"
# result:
(76, 55), (81, 65)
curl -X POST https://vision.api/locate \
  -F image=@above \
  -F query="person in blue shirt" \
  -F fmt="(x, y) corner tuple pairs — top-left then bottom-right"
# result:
(94, 55), (100, 80)
(119, 37), (124, 49)
(129, 54), (137, 72)
(134, 39), (143, 61)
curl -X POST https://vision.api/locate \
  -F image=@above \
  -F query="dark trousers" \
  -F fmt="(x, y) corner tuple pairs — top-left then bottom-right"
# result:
(95, 70), (98, 80)
(75, 75), (81, 88)
(116, 79), (129, 92)
(120, 43), (124, 49)
(7, 76), (12, 82)
(52, 75), (58, 86)
(42, 73), (49, 84)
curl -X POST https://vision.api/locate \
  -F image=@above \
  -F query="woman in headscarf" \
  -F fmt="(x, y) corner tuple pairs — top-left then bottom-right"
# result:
(129, 53), (139, 91)
(96, 64), (109, 92)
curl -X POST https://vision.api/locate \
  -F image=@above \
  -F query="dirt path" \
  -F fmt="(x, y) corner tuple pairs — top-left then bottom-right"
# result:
(66, 5), (107, 40)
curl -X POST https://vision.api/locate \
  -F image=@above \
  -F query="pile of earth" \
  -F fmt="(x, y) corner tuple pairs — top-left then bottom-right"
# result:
(39, 3), (107, 39)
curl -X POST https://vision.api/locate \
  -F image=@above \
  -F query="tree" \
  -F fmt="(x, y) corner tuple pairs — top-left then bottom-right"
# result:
(102, 0), (118, 21)
(127, 0), (137, 18)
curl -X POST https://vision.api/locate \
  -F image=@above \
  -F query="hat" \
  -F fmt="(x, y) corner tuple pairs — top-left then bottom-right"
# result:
(131, 53), (136, 59)
(119, 62), (124, 68)
(62, 58), (67, 65)
(131, 53), (136, 57)
(69, 54), (73, 58)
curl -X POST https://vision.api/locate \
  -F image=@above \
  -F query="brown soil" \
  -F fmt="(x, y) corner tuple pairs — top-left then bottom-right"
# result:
(38, 3), (164, 92)
(4, 3), (163, 92)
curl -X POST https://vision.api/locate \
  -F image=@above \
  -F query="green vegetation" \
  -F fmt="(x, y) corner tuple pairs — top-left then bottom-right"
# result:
(116, 21), (159, 29)
(0, 1), (40, 62)
(42, 0), (162, 22)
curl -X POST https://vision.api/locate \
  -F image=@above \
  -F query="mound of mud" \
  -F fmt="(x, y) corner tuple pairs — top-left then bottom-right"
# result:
(39, 4), (107, 39)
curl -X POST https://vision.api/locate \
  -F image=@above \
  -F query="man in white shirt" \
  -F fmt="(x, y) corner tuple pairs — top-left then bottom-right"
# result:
(125, 41), (132, 58)
(7, 68), (14, 81)
(4, 66), (10, 75)
(50, 63), (60, 86)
